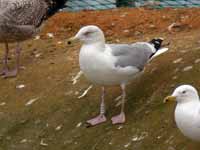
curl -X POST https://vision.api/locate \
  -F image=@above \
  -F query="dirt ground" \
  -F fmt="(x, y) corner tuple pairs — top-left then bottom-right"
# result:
(0, 7), (200, 150)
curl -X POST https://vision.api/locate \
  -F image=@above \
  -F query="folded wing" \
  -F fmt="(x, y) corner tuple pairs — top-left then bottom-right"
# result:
(110, 43), (153, 71)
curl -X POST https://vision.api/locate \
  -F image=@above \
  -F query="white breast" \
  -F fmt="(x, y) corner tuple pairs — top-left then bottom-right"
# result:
(79, 44), (139, 85)
(175, 102), (200, 141)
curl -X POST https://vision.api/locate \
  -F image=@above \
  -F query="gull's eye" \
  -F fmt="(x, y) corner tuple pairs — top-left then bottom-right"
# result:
(182, 90), (186, 94)
(84, 31), (92, 36)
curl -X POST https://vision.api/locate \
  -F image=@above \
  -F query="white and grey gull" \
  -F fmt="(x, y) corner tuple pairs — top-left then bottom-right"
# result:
(68, 25), (169, 126)
(0, 0), (50, 78)
(164, 85), (200, 141)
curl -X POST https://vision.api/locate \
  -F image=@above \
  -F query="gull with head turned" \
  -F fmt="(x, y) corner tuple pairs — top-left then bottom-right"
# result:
(68, 25), (168, 126)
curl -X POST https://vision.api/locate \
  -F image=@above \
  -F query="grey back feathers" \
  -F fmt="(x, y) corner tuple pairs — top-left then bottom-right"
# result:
(110, 43), (153, 70)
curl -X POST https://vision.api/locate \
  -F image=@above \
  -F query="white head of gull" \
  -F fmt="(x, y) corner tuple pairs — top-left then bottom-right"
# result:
(68, 25), (169, 126)
(73, 25), (105, 44)
(164, 85), (200, 141)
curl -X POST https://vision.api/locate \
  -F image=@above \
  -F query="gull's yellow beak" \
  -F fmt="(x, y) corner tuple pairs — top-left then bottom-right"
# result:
(67, 36), (80, 45)
(163, 96), (176, 103)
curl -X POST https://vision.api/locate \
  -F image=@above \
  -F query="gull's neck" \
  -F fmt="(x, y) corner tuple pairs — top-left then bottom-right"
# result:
(177, 97), (200, 107)
(175, 99), (200, 122)
(83, 41), (106, 52)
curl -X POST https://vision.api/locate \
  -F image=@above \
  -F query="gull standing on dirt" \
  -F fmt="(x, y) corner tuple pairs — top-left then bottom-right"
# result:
(164, 85), (200, 141)
(68, 25), (168, 126)
(0, 0), (50, 78)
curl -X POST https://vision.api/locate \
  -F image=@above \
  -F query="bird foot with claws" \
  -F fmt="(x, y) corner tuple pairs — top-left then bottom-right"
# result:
(111, 112), (126, 124)
(0, 68), (8, 76)
(86, 114), (107, 127)
(2, 69), (18, 78)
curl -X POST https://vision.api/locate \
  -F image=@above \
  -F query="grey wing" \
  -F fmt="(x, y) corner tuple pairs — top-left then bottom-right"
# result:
(110, 43), (153, 70)
(0, 0), (48, 27)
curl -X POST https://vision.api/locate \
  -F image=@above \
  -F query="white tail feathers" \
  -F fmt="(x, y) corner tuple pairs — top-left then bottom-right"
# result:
(149, 47), (169, 61)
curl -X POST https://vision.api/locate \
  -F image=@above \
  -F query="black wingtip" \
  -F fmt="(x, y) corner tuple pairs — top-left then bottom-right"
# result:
(149, 37), (164, 51)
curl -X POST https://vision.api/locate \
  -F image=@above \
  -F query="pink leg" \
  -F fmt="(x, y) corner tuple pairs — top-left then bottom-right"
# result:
(0, 42), (9, 75)
(111, 84), (126, 124)
(87, 87), (107, 126)
(3, 43), (21, 78)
